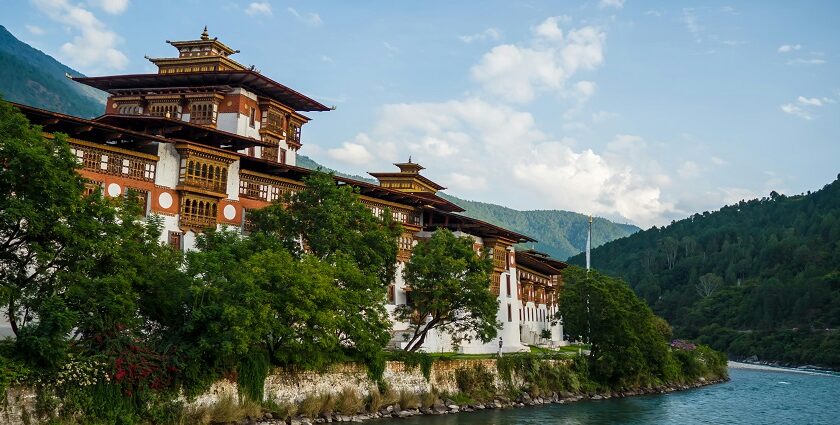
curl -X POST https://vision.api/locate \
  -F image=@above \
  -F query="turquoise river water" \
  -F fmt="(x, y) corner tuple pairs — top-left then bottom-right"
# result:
(378, 366), (840, 424)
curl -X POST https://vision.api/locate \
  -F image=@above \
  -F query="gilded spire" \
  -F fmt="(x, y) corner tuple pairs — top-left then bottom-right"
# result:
(201, 26), (209, 40)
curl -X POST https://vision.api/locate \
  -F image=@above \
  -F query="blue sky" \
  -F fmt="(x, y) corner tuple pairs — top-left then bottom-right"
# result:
(6, 0), (839, 227)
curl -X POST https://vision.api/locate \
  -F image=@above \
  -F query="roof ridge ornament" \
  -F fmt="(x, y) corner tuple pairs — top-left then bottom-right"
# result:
(201, 26), (209, 40)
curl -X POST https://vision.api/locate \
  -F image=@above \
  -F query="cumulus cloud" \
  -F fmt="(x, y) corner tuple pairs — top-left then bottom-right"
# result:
(245, 2), (272, 16)
(330, 98), (673, 227)
(470, 17), (605, 103)
(780, 94), (833, 120)
(787, 58), (825, 65)
(327, 138), (374, 165)
(88, 0), (129, 14)
(797, 96), (823, 106)
(31, 0), (128, 72)
(459, 28), (501, 44)
(780, 103), (812, 120)
(288, 7), (322, 26)
(777, 44), (801, 53)
(599, 0), (625, 9)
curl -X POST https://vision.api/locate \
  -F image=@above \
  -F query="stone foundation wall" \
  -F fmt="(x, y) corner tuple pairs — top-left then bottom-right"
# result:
(0, 358), (514, 424)
(190, 359), (515, 407)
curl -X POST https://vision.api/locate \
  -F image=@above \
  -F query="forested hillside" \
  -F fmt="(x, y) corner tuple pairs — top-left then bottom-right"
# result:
(569, 176), (840, 368)
(0, 25), (105, 117)
(438, 194), (639, 260)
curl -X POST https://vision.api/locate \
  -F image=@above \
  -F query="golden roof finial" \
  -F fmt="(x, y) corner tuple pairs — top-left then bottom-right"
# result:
(201, 26), (209, 40)
(589, 214), (593, 224)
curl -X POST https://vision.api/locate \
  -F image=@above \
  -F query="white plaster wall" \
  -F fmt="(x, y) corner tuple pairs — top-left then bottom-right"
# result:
(155, 143), (180, 188)
(216, 112), (240, 136)
(226, 160), (240, 201)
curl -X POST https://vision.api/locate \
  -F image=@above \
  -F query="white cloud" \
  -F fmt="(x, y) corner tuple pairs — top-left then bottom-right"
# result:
(599, 0), (625, 9)
(710, 156), (726, 166)
(645, 10), (662, 17)
(797, 96), (823, 107)
(25, 24), (45, 35)
(780, 103), (812, 120)
(780, 94), (833, 120)
(591, 110), (618, 123)
(459, 28), (501, 44)
(678, 161), (701, 178)
(681, 8), (702, 44)
(320, 55), (334, 63)
(334, 98), (673, 227)
(327, 138), (374, 166)
(88, 0), (129, 14)
(787, 58), (826, 65)
(287, 7), (322, 26)
(682, 8), (703, 44)
(607, 134), (644, 152)
(777, 44), (801, 53)
(448, 172), (487, 190)
(573, 80), (597, 101)
(383, 42), (399, 54)
(470, 17), (605, 103)
(31, 0), (128, 72)
(245, 2), (272, 16)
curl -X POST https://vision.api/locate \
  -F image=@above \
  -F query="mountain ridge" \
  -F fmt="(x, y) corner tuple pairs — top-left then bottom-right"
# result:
(0, 25), (105, 118)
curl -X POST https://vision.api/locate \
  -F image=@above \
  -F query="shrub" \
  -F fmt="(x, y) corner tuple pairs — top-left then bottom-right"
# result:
(454, 364), (495, 400)
(366, 386), (384, 412)
(298, 394), (322, 418)
(420, 387), (439, 408)
(335, 387), (363, 415)
(398, 389), (420, 409)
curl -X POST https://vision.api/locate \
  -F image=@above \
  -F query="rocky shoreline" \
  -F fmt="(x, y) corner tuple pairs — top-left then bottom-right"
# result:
(247, 377), (729, 425)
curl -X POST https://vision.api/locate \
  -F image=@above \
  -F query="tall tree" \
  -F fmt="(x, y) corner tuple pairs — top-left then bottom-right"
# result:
(396, 229), (498, 352)
(560, 266), (671, 386)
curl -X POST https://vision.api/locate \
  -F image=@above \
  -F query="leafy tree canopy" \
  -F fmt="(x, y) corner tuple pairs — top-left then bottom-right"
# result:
(397, 229), (498, 352)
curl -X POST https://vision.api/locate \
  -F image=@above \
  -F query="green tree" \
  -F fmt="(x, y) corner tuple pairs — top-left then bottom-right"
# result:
(560, 267), (670, 386)
(250, 171), (400, 363)
(396, 229), (498, 352)
(0, 99), (88, 339)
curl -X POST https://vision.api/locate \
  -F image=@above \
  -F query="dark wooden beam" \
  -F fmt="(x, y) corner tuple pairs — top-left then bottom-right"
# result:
(73, 125), (94, 134)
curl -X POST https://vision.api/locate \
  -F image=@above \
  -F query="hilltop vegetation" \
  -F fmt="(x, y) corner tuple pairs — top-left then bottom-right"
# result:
(439, 194), (639, 260)
(569, 176), (840, 369)
(0, 25), (105, 118)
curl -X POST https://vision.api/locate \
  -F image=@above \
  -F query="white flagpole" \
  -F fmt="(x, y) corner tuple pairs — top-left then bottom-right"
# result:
(586, 215), (592, 271)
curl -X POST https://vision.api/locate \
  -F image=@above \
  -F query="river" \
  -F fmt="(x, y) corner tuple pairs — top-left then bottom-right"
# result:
(378, 364), (840, 424)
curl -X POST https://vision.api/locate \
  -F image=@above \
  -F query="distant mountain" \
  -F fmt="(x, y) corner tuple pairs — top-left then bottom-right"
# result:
(297, 154), (639, 260)
(0, 25), (105, 117)
(437, 194), (639, 260)
(568, 175), (840, 369)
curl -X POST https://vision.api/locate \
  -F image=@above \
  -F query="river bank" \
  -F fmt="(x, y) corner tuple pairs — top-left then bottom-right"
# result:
(375, 368), (840, 425)
(246, 376), (729, 425)
(728, 361), (840, 376)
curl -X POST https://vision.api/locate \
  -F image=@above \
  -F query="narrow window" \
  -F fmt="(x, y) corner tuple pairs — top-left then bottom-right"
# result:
(249, 107), (256, 127)
(506, 275), (511, 298)
(507, 304), (512, 322)
(168, 231), (182, 250)
(387, 285), (395, 305)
